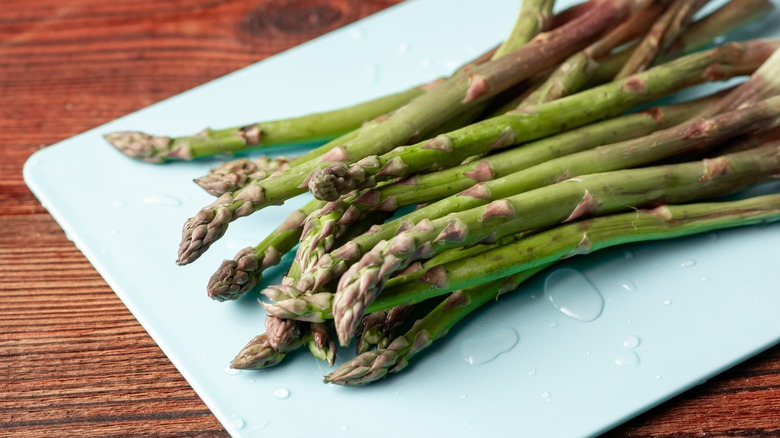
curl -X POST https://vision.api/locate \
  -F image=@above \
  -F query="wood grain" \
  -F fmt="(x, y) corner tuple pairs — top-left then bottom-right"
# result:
(0, 0), (778, 435)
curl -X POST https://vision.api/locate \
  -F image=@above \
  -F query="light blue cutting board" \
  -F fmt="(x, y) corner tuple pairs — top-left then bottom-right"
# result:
(23, 0), (780, 436)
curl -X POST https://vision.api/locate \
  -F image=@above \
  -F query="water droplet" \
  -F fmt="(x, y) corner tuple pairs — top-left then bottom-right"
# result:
(654, 374), (662, 380)
(541, 391), (551, 401)
(663, 299), (672, 306)
(272, 387), (290, 399)
(614, 352), (640, 366)
(111, 200), (126, 207)
(340, 425), (350, 431)
(229, 416), (245, 430)
(527, 368), (537, 376)
(223, 366), (239, 375)
(459, 394), (468, 399)
(544, 269), (604, 322)
(393, 390), (401, 396)
(550, 322), (558, 328)
(624, 251), (634, 260)
(714, 35), (726, 44)
(247, 420), (269, 432)
(108, 229), (119, 235)
(64, 102), (74, 111)
(626, 319), (632, 325)
(701, 277), (709, 281)
(623, 335), (641, 349)
(365, 62), (379, 84)
(620, 280), (636, 292)
(680, 259), (696, 268)
(460, 327), (519, 365)
(143, 193), (181, 207)
(463, 421), (470, 426)
(397, 42), (410, 54)
(348, 29), (364, 40)
(420, 58), (432, 69)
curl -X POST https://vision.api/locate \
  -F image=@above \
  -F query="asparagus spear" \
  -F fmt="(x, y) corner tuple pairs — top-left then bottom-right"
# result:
(176, 0), (645, 265)
(194, 156), (291, 196)
(493, 0), (556, 58)
(355, 304), (416, 355)
(326, 190), (780, 384)
(302, 67), (780, 298)
(207, 198), (324, 301)
(306, 39), (779, 201)
(104, 86), (426, 163)
(332, 142), (780, 345)
(230, 329), (304, 369)
(520, 1), (665, 107)
(294, 98), (710, 295)
(615, 0), (712, 79)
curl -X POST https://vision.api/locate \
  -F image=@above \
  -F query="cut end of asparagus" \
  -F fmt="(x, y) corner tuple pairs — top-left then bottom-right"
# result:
(104, 131), (189, 163)
(308, 163), (365, 201)
(229, 333), (286, 369)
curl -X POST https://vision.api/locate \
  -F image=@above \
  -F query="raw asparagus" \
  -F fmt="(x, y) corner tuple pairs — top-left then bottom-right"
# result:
(176, 0), (644, 265)
(104, 86), (425, 163)
(306, 39), (779, 201)
(294, 97), (711, 295)
(332, 143), (780, 345)
(326, 190), (780, 384)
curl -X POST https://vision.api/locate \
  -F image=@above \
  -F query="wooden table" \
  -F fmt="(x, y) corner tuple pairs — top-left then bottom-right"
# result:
(1, 0), (779, 435)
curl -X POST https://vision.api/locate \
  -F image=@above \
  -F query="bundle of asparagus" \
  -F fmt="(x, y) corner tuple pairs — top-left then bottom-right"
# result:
(106, 0), (780, 385)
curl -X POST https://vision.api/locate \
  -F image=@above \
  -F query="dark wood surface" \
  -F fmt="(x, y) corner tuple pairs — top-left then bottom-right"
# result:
(1, 0), (779, 436)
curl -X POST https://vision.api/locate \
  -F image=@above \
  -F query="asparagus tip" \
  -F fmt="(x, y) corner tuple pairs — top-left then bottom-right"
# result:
(207, 253), (259, 301)
(324, 350), (396, 385)
(230, 334), (285, 369)
(308, 163), (364, 201)
(104, 131), (185, 163)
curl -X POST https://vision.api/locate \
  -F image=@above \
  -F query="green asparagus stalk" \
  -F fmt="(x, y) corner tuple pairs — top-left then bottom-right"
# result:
(104, 86), (426, 163)
(332, 142), (780, 345)
(176, 0), (645, 265)
(294, 97), (711, 295)
(615, 0), (711, 79)
(493, 0), (556, 58)
(327, 191), (780, 384)
(306, 39), (779, 202)
(520, 1), (664, 107)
